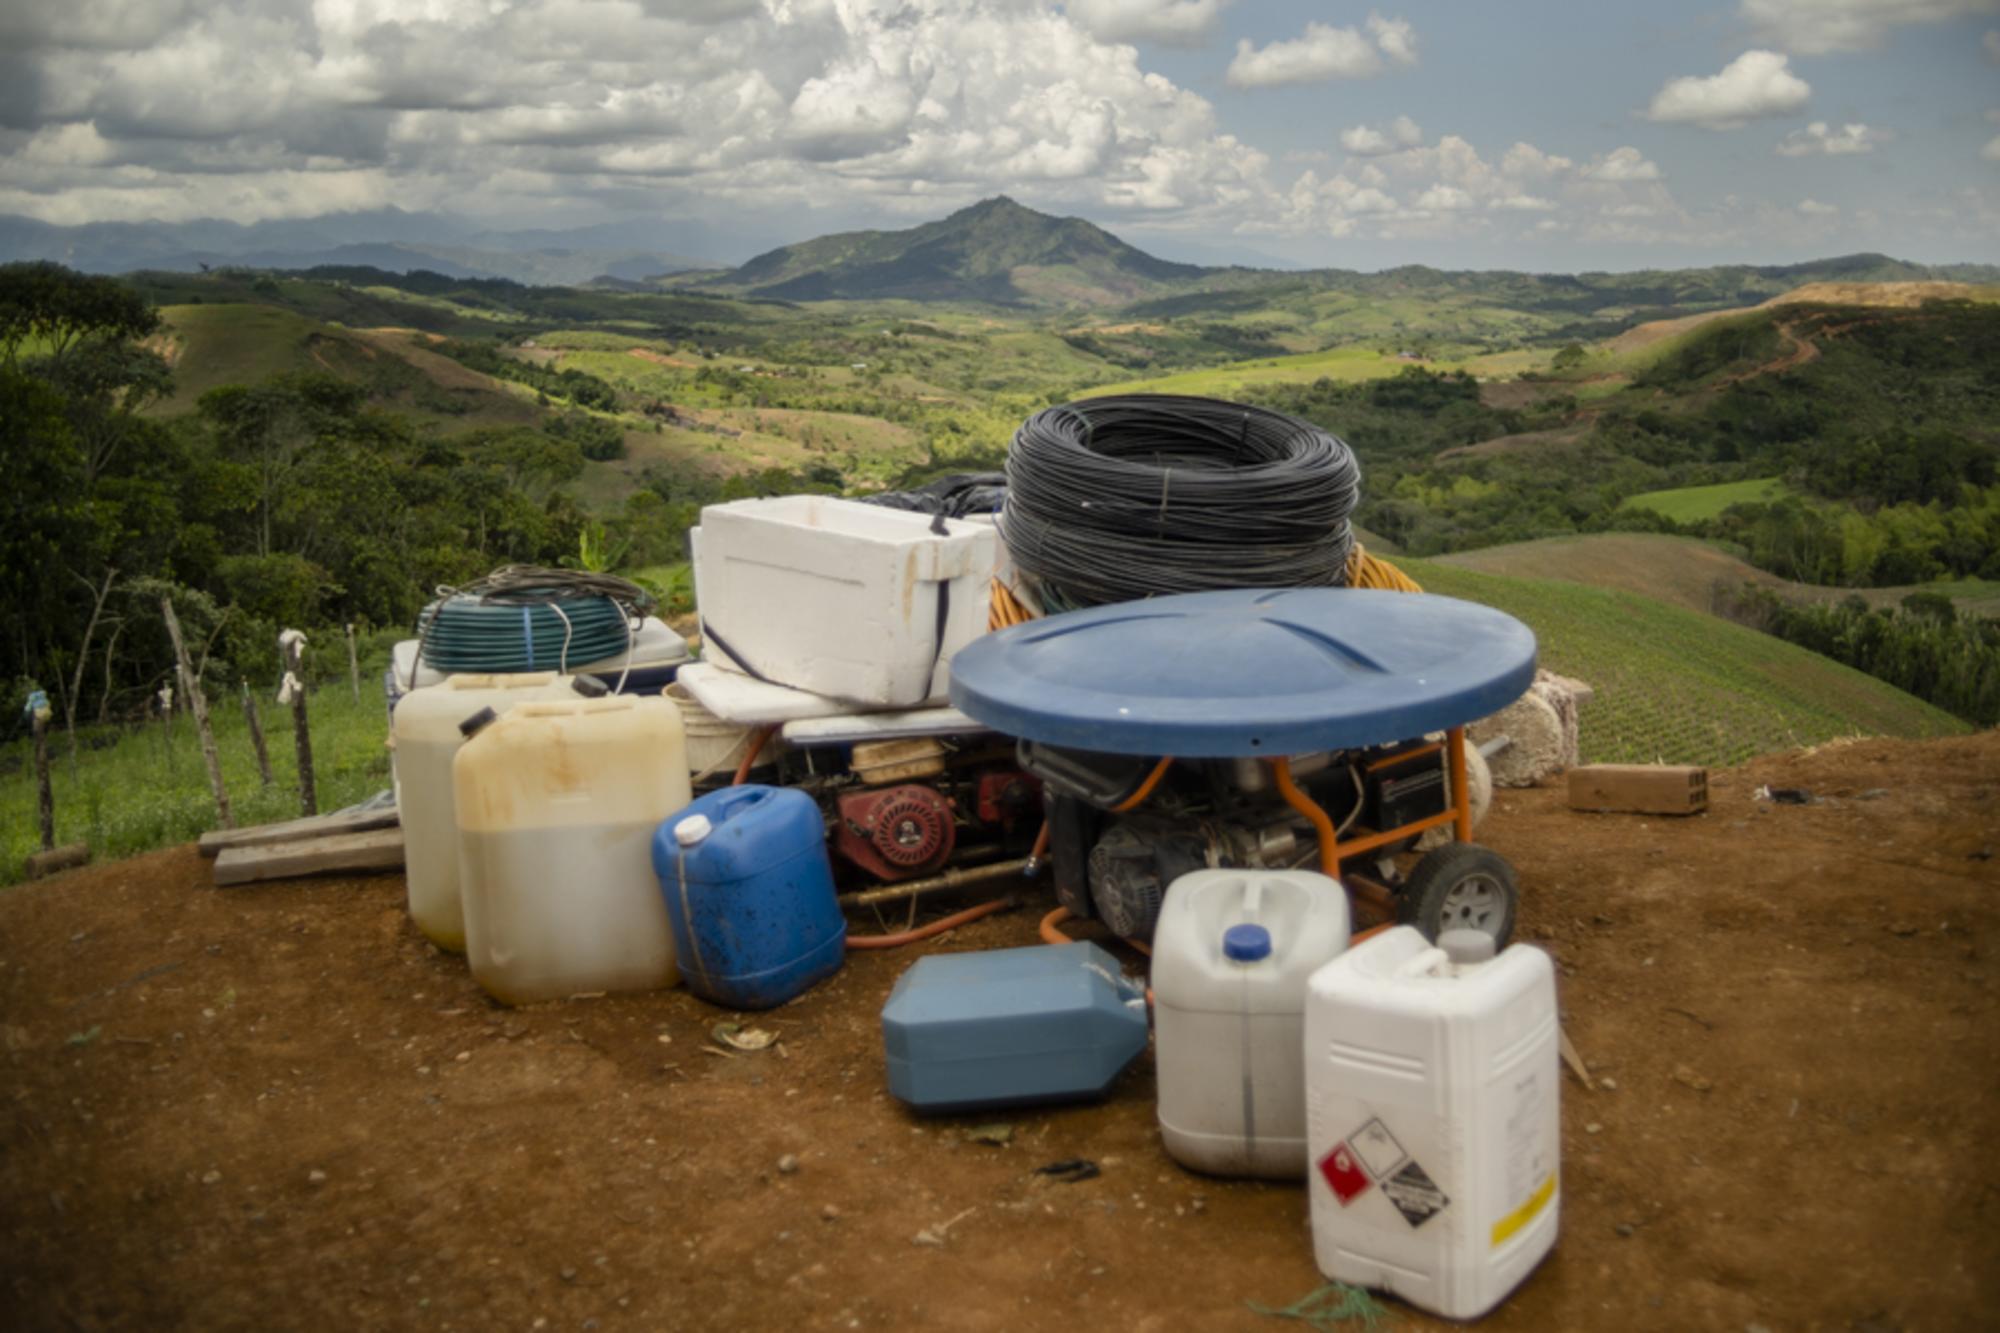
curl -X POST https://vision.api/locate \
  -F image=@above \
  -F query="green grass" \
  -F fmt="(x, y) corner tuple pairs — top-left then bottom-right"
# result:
(1399, 559), (1969, 766)
(1079, 346), (1445, 398)
(1622, 476), (1789, 523)
(2, 656), (397, 889)
(154, 304), (338, 410)
(1076, 343), (1537, 400)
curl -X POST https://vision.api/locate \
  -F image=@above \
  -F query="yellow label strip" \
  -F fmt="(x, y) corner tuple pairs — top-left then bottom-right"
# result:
(1490, 1173), (1556, 1247)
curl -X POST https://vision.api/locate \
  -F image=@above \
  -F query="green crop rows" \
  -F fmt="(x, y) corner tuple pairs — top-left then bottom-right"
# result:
(1401, 560), (1968, 767)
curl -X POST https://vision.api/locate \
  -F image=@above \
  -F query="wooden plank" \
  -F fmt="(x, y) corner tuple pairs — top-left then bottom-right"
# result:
(213, 827), (405, 887)
(198, 805), (398, 857)
(1567, 764), (1708, 816)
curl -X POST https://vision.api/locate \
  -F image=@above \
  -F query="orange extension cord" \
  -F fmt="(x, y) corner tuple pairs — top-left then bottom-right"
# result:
(846, 897), (1019, 950)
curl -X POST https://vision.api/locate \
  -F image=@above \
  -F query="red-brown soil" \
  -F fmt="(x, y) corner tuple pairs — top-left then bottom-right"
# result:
(4, 733), (1997, 1331)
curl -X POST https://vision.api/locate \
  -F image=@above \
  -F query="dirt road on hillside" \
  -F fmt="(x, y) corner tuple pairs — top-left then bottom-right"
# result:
(3, 734), (1997, 1331)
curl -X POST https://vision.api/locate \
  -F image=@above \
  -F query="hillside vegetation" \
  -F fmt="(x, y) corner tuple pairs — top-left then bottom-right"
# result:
(1436, 533), (2000, 619)
(1402, 560), (1968, 764)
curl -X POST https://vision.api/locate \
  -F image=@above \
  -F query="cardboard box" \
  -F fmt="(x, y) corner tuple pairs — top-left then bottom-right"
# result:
(1567, 764), (1708, 815)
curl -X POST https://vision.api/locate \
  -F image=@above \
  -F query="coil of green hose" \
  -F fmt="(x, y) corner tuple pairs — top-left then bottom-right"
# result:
(412, 565), (653, 683)
(417, 595), (633, 674)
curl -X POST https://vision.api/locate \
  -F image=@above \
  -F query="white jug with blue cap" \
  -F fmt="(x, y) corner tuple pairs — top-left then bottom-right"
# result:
(1151, 867), (1352, 1178)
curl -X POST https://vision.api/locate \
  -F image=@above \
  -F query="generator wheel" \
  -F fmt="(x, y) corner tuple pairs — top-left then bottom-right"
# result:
(1397, 843), (1517, 947)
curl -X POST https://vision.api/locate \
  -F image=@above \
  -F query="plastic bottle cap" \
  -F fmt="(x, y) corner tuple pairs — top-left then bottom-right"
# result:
(456, 706), (499, 739)
(1439, 929), (1496, 964)
(673, 814), (713, 847)
(570, 674), (610, 698)
(1222, 923), (1272, 963)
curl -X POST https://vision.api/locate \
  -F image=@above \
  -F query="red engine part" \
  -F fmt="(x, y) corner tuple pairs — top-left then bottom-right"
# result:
(835, 784), (957, 882)
(975, 770), (1041, 829)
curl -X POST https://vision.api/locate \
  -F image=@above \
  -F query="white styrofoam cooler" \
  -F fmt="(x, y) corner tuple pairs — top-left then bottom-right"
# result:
(691, 497), (998, 707)
(1152, 869), (1350, 1179)
(1305, 926), (1560, 1320)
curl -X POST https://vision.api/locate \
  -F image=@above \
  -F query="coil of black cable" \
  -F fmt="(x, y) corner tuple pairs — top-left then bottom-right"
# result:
(999, 394), (1361, 608)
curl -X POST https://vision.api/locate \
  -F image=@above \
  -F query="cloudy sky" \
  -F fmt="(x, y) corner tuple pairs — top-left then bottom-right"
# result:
(3, 0), (1997, 270)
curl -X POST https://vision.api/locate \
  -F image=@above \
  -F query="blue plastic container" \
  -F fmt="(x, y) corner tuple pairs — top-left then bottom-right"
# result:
(651, 785), (846, 1010)
(881, 942), (1150, 1114)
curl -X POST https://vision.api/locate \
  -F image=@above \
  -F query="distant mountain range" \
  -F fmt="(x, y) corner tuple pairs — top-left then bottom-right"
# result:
(6, 198), (1998, 311)
(0, 209), (721, 287)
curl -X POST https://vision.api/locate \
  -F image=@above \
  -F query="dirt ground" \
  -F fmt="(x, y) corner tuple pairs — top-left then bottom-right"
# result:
(4, 733), (1997, 1332)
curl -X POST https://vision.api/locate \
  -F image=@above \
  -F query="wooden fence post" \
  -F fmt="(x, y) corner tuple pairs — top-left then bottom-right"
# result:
(32, 710), (54, 853)
(280, 629), (317, 817)
(21, 696), (89, 879)
(241, 678), (273, 786)
(162, 595), (232, 830)
(346, 622), (362, 704)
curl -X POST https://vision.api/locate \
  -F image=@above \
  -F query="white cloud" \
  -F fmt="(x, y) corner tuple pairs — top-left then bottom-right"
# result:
(18, 121), (117, 166)
(1776, 121), (1890, 155)
(1986, 27), (2000, 59)
(0, 0), (1285, 228)
(1414, 184), (1473, 212)
(1347, 186), (1398, 214)
(0, 167), (402, 227)
(1742, 0), (2000, 55)
(1985, 135), (2000, 161)
(1797, 198), (1839, 215)
(1364, 13), (1419, 66)
(1064, 0), (1231, 46)
(1582, 147), (1663, 182)
(1500, 142), (1574, 179)
(1226, 13), (1418, 88)
(1339, 115), (1422, 156)
(1646, 50), (1811, 129)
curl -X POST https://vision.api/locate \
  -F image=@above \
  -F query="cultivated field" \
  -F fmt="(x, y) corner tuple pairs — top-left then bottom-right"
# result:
(1401, 560), (1967, 765)
(1436, 533), (2000, 619)
(1622, 478), (1790, 523)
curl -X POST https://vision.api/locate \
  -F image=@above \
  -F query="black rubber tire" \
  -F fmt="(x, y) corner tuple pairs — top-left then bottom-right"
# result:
(1397, 843), (1518, 947)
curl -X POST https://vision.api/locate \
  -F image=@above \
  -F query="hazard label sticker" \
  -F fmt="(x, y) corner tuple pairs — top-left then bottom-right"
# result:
(1317, 1141), (1372, 1205)
(1347, 1118), (1408, 1180)
(1381, 1158), (1450, 1229)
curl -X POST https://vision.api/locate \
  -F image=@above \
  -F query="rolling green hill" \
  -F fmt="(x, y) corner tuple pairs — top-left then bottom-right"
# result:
(152, 303), (539, 426)
(1436, 534), (2000, 620)
(1400, 558), (1969, 766)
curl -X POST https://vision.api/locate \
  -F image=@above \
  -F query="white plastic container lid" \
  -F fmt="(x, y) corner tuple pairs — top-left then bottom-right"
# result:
(674, 814), (713, 846)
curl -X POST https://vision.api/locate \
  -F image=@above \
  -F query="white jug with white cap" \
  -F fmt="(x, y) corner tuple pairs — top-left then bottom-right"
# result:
(1305, 925), (1560, 1320)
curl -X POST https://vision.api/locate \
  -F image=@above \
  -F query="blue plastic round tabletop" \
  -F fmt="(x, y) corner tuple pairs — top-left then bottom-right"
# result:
(948, 588), (1537, 757)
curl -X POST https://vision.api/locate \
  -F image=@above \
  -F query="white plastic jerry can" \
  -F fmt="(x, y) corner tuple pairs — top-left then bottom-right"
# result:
(1152, 868), (1350, 1178)
(1305, 926), (1560, 1320)
(390, 672), (573, 952)
(453, 696), (691, 1006)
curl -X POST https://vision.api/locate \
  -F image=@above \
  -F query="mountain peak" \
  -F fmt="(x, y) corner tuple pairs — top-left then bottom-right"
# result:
(710, 197), (1204, 307)
(952, 195), (1032, 218)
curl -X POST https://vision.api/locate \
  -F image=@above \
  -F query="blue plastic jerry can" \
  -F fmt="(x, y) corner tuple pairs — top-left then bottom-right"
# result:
(881, 942), (1150, 1113)
(652, 784), (846, 1010)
